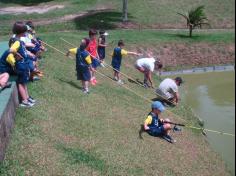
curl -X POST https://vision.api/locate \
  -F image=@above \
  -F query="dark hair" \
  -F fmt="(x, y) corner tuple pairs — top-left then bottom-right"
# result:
(25, 20), (34, 29)
(99, 30), (105, 35)
(175, 77), (183, 85)
(80, 38), (90, 50)
(12, 21), (27, 35)
(8, 37), (17, 47)
(89, 29), (97, 36)
(118, 40), (124, 46)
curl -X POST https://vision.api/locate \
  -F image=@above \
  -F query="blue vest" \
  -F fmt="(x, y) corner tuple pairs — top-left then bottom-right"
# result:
(76, 48), (90, 69)
(112, 47), (122, 66)
(0, 50), (14, 74)
(147, 112), (161, 130)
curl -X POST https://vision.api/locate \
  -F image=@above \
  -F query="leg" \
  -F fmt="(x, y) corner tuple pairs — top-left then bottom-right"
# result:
(18, 83), (28, 102)
(0, 73), (9, 87)
(162, 118), (172, 134)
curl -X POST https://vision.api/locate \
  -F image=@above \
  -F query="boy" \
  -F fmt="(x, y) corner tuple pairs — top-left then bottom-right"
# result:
(9, 21), (36, 107)
(135, 57), (163, 88)
(97, 30), (108, 65)
(66, 38), (94, 94)
(144, 101), (176, 143)
(86, 29), (100, 86)
(156, 77), (183, 106)
(111, 40), (141, 84)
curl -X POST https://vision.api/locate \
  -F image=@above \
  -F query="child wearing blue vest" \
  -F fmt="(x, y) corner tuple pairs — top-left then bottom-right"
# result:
(144, 101), (176, 143)
(0, 49), (16, 75)
(66, 38), (94, 94)
(9, 21), (36, 107)
(111, 40), (141, 84)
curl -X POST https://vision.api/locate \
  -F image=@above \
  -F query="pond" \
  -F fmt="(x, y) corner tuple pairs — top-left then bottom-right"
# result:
(178, 71), (235, 175)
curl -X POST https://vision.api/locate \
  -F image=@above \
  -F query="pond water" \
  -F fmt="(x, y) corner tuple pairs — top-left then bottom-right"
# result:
(177, 71), (235, 175)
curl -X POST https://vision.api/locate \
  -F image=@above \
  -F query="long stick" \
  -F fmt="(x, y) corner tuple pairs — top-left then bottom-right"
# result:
(45, 41), (235, 137)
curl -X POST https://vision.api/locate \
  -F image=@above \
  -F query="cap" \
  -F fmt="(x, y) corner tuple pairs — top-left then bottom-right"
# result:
(151, 101), (165, 112)
(175, 77), (183, 86)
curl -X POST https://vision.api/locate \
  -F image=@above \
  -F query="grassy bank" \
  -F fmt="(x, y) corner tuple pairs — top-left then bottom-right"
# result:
(0, 32), (232, 175)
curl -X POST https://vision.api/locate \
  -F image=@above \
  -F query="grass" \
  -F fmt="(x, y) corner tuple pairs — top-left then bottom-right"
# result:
(0, 0), (234, 35)
(0, 32), (232, 175)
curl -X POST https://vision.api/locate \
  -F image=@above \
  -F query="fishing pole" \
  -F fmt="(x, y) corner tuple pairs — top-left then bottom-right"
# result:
(44, 41), (235, 137)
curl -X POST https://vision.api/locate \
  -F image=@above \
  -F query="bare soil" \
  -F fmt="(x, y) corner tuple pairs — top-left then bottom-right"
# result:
(134, 43), (235, 69)
(0, 4), (64, 14)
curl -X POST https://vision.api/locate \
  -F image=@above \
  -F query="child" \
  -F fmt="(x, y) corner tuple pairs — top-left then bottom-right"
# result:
(143, 101), (176, 143)
(135, 57), (163, 88)
(97, 30), (108, 66)
(66, 38), (94, 94)
(9, 21), (36, 107)
(86, 29), (100, 86)
(111, 40), (140, 84)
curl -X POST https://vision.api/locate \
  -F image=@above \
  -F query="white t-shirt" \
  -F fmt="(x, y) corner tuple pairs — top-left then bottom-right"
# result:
(135, 58), (156, 72)
(158, 78), (178, 99)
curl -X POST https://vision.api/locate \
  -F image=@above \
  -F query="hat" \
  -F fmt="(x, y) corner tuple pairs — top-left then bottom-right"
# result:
(151, 101), (165, 112)
(175, 77), (183, 86)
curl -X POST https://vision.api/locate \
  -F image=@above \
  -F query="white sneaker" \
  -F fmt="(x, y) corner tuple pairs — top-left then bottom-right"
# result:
(113, 77), (118, 81)
(117, 79), (124, 85)
(100, 63), (105, 67)
(20, 100), (34, 108)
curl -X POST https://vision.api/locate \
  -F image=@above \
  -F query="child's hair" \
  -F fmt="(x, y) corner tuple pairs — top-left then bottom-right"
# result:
(99, 30), (105, 35)
(12, 21), (27, 35)
(118, 40), (124, 47)
(155, 60), (163, 69)
(80, 38), (90, 50)
(25, 21), (34, 29)
(8, 37), (17, 47)
(89, 29), (97, 36)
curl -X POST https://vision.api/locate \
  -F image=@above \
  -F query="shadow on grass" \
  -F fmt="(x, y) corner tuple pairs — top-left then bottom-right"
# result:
(73, 11), (133, 30)
(0, 0), (54, 6)
(56, 143), (108, 174)
(59, 78), (83, 90)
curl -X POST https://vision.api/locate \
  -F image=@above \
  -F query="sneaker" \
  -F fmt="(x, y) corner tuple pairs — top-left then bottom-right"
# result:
(0, 82), (12, 92)
(117, 79), (124, 85)
(90, 78), (97, 86)
(93, 78), (97, 84)
(100, 63), (105, 67)
(162, 134), (176, 143)
(28, 96), (36, 104)
(143, 83), (150, 88)
(20, 100), (34, 108)
(113, 77), (118, 81)
(82, 89), (90, 94)
(173, 125), (182, 132)
(33, 76), (40, 81)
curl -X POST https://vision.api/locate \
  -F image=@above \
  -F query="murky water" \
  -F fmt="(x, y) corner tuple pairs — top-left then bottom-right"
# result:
(177, 71), (235, 175)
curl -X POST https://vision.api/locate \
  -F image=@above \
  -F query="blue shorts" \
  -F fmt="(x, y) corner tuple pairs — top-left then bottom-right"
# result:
(98, 47), (105, 60)
(148, 126), (165, 137)
(76, 65), (91, 81)
(91, 59), (100, 69)
(111, 63), (121, 71)
(15, 62), (30, 84)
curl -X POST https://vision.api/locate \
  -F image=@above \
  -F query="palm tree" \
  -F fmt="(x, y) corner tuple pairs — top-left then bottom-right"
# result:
(178, 5), (210, 37)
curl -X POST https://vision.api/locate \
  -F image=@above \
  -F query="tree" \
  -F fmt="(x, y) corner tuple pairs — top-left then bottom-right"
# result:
(178, 5), (210, 37)
(122, 0), (128, 22)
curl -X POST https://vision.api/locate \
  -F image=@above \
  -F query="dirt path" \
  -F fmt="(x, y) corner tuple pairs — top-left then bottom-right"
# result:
(33, 7), (114, 26)
(0, 4), (64, 14)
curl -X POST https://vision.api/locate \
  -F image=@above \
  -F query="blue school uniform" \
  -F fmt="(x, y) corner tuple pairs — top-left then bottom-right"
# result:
(97, 36), (106, 60)
(111, 47), (128, 71)
(0, 50), (15, 74)
(76, 48), (92, 81)
(146, 112), (165, 136)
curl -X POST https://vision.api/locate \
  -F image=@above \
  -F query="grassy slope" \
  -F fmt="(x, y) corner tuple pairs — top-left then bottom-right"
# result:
(0, 32), (232, 175)
(0, 0), (235, 35)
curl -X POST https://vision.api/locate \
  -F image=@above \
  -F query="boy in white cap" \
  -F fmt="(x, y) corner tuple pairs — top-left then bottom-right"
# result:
(144, 101), (176, 143)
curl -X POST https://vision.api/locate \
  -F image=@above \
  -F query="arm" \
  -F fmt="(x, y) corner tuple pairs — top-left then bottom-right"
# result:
(66, 48), (77, 57)
(173, 92), (180, 105)
(127, 51), (142, 56)
(144, 115), (152, 131)
(98, 38), (107, 47)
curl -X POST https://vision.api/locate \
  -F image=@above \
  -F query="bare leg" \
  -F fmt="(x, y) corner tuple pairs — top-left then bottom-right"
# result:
(0, 73), (9, 87)
(18, 83), (28, 102)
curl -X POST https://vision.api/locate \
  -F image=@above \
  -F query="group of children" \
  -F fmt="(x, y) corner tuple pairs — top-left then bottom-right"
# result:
(0, 21), (46, 107)
(0, 24), (183, 143)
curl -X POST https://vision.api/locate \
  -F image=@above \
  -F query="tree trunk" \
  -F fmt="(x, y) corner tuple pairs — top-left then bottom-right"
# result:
(122, 0), (128, 22)
(189, 25), (193, 37)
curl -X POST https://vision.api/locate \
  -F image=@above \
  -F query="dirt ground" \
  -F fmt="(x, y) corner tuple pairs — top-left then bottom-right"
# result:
(0, 4), (64, 14)
(134, 43), (235, 69)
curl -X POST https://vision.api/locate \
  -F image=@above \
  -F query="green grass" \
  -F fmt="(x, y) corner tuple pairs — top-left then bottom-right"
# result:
(0, 0), (234, 35)
(0, 32), (232, 175)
